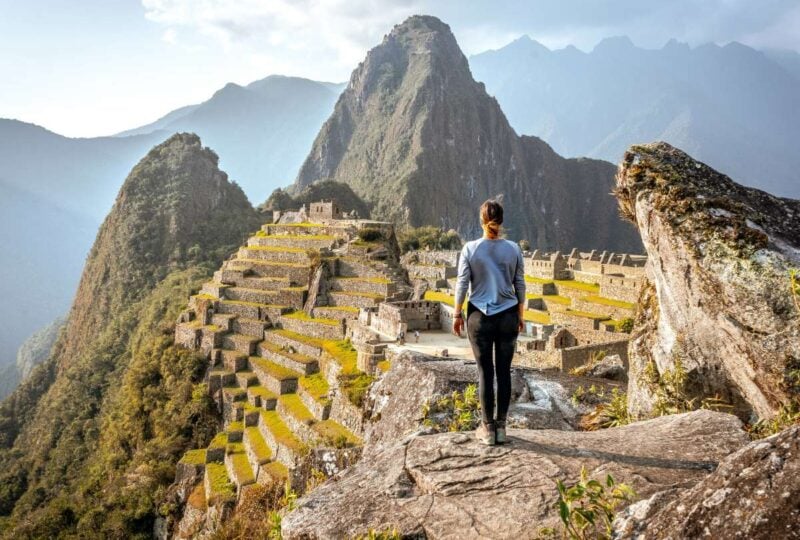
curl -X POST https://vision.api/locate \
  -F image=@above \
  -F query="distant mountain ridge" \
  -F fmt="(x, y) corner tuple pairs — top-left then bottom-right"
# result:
(469, 35), (800, 199)
(295, 15), (641, 252)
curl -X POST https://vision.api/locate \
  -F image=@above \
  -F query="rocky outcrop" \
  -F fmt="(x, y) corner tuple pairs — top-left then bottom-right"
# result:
(294, 15), (641, 252)
(282, 410), (748, 539)
(614, 425), (800, 539)
(616, 142), (800, 421)
(365, 351), (583, 447)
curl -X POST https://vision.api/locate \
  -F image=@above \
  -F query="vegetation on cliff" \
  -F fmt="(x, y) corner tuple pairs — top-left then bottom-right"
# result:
(0, 133), (260, 538)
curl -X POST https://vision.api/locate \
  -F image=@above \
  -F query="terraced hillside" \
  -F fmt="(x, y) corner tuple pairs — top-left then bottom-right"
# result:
(174, 219), (410, 508)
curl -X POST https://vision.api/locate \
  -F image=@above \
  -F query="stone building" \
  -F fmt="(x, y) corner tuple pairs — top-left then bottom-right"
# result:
(308, 200), (342, 220)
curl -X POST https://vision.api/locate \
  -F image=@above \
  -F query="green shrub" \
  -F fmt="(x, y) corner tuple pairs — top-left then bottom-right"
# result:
(398, 226), (462, 253)
(357, 228), (384, 242)
(747, 404), (800, 439)
(422, 384), (481, 432)
(538, 467), (636, 540)
(582, 388), (630, 430)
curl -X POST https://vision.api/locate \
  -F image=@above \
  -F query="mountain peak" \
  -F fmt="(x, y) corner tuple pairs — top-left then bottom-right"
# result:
(593, 35), (635, 53)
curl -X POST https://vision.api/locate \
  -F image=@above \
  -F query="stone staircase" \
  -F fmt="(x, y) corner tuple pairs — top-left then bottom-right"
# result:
(175, 218), (406, 506)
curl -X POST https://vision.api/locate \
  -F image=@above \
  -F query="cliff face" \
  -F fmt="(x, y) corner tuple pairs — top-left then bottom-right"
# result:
(615, 142), (800, 421)
(58, 133), (260, 370)
(294, 15), (641, 252)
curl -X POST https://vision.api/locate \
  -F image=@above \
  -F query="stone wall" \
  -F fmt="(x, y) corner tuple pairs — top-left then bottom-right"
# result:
(599, 274), (644, 304)
(401, 250), (460, 267)
(524, 250), (570, 280)
(559, 339), (630, 372)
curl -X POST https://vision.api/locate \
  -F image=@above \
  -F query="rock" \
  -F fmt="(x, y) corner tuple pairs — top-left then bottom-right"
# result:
(281, 410), (748, 539)
(584, 354), (628, 382)
(614, 426), (800, 539)
(365, 351), (578, 448)
(615, 142), (800, 421)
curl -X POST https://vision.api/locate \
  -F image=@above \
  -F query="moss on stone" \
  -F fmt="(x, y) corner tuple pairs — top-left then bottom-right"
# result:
(376, 360), (391, 373)
(209, 432), (228, 450)
(582, 295), (636, 310)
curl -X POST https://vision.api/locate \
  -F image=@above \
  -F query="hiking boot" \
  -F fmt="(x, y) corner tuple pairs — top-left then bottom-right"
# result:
(475, 422), (496, 446)
(495, 419), (507, 444)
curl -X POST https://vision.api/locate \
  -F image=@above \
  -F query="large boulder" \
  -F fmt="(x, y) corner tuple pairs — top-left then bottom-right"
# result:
(365, 351), (581, 448)
(614, 426), (800, 539)
(615, 142), (800, 421)
(282, 410), (747, 539)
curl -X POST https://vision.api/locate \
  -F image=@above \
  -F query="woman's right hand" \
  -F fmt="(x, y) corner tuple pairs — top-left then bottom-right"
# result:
(453, 316), (464, 337)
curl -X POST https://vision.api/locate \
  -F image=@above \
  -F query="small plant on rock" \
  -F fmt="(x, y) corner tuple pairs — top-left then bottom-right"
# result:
(538, 467), (636, 540)
(581, 388), (630, 430)
(422, 384), (481, 432)
(747, 403), (800, 439)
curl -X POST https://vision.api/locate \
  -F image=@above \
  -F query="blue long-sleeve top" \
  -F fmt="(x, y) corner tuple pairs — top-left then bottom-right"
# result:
(454, 238), (526, 316)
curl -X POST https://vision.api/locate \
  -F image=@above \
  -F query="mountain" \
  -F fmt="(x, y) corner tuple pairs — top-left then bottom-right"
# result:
(764, 48), (800, 82)
(469, 36), (800, 199)
(0, 75), (340, 397)
(118, 75), (345, 202)
(294, 16), (640, 252)
(0, 133), (261, 537)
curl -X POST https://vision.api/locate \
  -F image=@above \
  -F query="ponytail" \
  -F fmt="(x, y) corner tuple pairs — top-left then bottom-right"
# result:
(480, 199), (504, 239)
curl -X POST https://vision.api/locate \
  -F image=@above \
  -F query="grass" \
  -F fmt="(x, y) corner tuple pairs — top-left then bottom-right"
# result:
(563, 309), (611, 321)
(298, 372), (330, 405)
(284, 310), (341, 326)
(261, 461), (289, 483)
(330, 290), (384, 299)
(279, 393), (317, 424)
(206, 462), (235, 502)
(527, 293), (572, 305)
(524, 275), (552, 284)
(229, 258), (309, 268)
(209, 432), (228, 450)
(314, 419), (362, 448)
(376, 360), (391, 373)
(248, 385), (277, 402)
(260, 234), (335, 241)
(222, 386), (247, 399)
(221, 298), (288, 309)
(249, 356), (301, 381)
(259, 340), (318, 366)
(582, 295), (636, 310)
(267, 221), (324, 228)
(554, 279), (601, 293)
(523, 309), (551, 324)
(179, 449), (207, 466)
(316, 306), (360, 314)
(230, 450), (256, 485)
(244, 427), (271, 462)
(193, 293), (218, 301)
(227, 421), (244, 433)
(423, 290), (455, 307)
(246, 245), (307, 253)
(260, 410), (309, 455)
(335, 276), (391, 284)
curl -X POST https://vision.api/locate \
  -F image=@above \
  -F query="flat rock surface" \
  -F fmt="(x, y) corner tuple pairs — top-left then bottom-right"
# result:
(282, 410), (748, 539)
(614, 426), (800, 539)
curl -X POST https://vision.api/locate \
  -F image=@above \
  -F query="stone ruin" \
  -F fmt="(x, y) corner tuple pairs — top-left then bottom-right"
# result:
(170, 202), (413, 532)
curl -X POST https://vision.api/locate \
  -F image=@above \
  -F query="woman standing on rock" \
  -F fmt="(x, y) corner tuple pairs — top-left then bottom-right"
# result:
(452, 199), (526, 446)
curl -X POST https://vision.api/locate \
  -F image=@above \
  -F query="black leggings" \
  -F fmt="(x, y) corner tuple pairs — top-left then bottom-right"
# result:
(466, 302), (520, 425)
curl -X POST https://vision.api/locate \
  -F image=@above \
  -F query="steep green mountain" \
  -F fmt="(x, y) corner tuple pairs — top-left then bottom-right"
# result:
(294, 16), (640, 252)
(0, 133), (261, 538)
(469, 36), (800, 199)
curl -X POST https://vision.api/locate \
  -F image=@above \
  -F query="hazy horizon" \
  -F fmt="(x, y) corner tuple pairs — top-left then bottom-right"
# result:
(2, 0), (799, 138)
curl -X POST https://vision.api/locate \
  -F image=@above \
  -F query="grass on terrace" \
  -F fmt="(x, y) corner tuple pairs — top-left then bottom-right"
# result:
(259, 340), (318, 366)
(284, 310), (341, 326)
(424, 290), (455, 306)
(261, 461), (289, 482)
(245, 245), (307, 253)
(523, 309), (551, 325)
(563, 308), (611, 320)
(208, 432), (228, 450)
(206, 462), (235, 502)
(582, 295), (636, 310)
(526, 293), (572, 305)
(244, 426), (271, 462)
(229, 450), (255, 485)
(260, 410), (309, 455)
(249, 356), (301, 381)
(179, 449), (207, 466)
(247, 385), (277, 402)
(334, 276), (391, 284)
(314, 419), (362, 448)
(298, 372), (330, 405)
(524, 275), (601, 294)
(279, 393), (316, 424)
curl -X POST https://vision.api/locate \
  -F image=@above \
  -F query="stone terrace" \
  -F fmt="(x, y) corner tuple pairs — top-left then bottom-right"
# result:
(175, 214), (411, 507)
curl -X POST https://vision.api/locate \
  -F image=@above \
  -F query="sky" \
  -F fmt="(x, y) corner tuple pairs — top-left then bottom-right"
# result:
(2, 0), (799, 138)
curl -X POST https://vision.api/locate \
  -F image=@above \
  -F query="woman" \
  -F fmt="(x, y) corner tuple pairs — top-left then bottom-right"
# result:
(452, 199), (525, 446)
